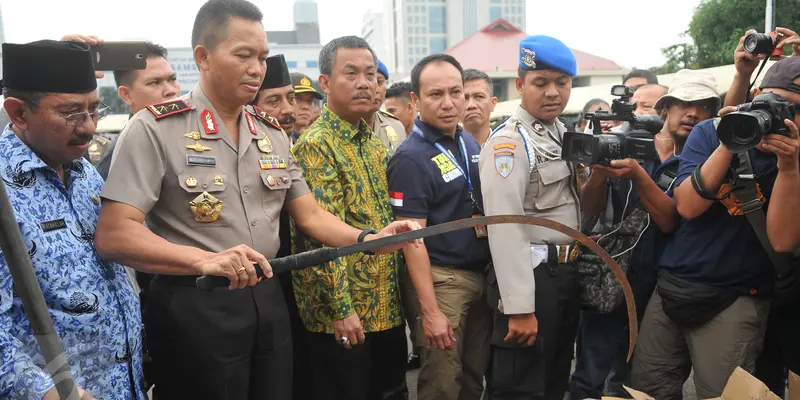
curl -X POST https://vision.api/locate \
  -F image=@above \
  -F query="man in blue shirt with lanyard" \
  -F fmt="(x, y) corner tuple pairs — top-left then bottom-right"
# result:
(387, 54), (491, 400)
(0, 40), (144, 399)
(570, 70), (717, 399)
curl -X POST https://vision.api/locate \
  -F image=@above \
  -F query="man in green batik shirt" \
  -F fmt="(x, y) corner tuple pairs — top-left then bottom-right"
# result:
(291, 36), (408, 400)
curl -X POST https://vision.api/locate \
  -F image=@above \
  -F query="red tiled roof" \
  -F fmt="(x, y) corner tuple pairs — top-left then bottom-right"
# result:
(445, 19), (622, 73)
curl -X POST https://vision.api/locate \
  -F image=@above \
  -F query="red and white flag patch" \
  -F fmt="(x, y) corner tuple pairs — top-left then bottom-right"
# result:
(389, 192), (403, 207)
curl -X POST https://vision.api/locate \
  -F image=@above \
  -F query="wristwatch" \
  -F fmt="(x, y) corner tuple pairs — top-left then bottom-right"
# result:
(358, 228), (378, 255)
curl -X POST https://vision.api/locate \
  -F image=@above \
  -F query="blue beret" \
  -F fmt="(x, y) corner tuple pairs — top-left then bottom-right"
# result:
(518, 35), (577, 77)
(377, 59), (389, 79)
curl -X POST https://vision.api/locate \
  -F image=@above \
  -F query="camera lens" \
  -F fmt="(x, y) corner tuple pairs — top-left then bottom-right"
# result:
(717, 110), (772, 153)
(596, 135), (624, 160)
(744, 33), (775, 55)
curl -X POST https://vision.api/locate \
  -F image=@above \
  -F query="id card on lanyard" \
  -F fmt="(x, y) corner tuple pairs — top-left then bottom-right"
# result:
(414, 125), (487, 237)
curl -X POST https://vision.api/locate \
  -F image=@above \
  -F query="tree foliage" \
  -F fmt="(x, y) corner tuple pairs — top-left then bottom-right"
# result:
(652, 0), (800, 72)
(98, 86), (128, 114)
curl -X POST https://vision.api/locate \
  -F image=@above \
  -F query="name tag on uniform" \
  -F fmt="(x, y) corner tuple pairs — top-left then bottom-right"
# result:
(40, 219), (67, 232)
(186, 154), (217, 167)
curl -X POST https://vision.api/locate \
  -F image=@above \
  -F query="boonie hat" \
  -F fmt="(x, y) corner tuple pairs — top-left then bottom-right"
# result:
(655, 69), (720, 112)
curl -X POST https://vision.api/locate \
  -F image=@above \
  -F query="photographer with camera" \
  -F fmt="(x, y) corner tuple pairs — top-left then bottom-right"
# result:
(631, 58), (800, 398)
(569, 70), (717, 399)
(726, 40), (800, 395)
(726, 27), (799, 109)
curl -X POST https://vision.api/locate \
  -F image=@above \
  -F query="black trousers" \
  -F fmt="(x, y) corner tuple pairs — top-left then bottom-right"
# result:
(486, 262), (580, 400)
(146, 276), (293, 400)
(755, 298), (800, 397)
(306, 325), (408, 400)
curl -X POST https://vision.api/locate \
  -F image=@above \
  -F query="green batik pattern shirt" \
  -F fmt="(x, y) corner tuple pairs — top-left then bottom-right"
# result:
(291, 105), (402, 333)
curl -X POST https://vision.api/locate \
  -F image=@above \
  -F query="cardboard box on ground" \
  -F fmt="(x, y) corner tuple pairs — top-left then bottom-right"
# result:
(583, 368), (800, 400)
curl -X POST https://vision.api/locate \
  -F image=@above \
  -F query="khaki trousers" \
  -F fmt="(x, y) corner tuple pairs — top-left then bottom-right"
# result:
(631, 291), (769, 400)
(417, 265), (492, 400)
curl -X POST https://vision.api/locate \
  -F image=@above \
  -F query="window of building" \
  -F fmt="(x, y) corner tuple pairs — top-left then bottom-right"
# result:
(430, 37), (447, 53)
(287, 61), (298, 68)
(492, 79), (507, 101)
(408, 27), (414, 35)
(490, 6), (502, 22)
(429, 6), (445, 34)
(307, 60), (318, 68)
(407, 6), (412, 13)
(490, 0), (501, 3)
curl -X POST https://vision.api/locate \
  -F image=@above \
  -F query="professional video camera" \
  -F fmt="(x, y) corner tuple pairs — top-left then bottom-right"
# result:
(562, 85), (663, 166)
(717, 91), (797, 153)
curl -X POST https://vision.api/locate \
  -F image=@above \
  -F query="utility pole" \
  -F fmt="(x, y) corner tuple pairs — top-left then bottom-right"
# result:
(765, 0), (776, 32)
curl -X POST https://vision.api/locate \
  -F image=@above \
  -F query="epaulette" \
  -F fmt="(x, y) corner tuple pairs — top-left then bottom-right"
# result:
(146, 99), (191, 120)
(378, 109), (400, 121)
(249, 105), (282, 131)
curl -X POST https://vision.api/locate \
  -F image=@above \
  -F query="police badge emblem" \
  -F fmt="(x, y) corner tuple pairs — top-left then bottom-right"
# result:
(520, 48), (537, 68)
(386, 126), (398, 142)
(494, 151), (514, 178)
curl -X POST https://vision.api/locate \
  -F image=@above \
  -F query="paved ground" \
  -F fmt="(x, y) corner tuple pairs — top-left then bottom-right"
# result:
(403, 360), (700, 399)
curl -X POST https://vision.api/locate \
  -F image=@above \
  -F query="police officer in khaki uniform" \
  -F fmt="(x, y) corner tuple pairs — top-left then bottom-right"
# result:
(368, 59), (407, 153)
(94, 1), (420, 399)
(479, 35), (581, 400)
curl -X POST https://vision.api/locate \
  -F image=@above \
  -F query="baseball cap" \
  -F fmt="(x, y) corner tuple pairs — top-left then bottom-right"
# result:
(760, 57), (800, 94)
(655, 69), (720, 112)
(290, 72), (323, 100)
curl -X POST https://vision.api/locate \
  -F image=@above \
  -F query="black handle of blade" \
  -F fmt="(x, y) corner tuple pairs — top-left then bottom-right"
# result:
(196, 247), (340, 291)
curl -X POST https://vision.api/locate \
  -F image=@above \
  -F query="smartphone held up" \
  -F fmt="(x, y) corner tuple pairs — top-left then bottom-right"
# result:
(90, 42), (147, 71)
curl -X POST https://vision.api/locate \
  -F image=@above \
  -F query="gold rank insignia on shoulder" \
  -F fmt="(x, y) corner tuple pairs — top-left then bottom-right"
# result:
(250, 105), (283, 130)
(186, 142), (212, 152)
(386, 126), (398, 142)
(146, 99), (191, 120)
(257, 135), (273, 153)
(189, 192), (223, 222)
(184, 131), (202, 140)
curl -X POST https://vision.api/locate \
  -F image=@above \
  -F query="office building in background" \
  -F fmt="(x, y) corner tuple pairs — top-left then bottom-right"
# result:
(377, 0), (526, 77)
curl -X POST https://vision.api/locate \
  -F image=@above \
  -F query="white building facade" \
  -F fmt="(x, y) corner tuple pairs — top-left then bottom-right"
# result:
(382, 0), (526, 78)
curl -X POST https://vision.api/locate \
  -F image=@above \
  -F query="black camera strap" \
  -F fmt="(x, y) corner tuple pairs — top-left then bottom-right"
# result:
(732, 151), (793, 280)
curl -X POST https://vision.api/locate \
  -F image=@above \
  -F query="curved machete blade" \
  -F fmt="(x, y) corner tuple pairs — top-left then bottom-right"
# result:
(196, 214), (639, 360)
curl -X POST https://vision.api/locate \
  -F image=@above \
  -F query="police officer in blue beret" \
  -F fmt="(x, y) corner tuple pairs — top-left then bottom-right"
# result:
(479, 35), (582, 399)
(366, 59), (408, 153)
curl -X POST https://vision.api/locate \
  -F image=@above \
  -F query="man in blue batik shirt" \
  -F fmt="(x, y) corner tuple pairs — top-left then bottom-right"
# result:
(0, 40), (144, 399)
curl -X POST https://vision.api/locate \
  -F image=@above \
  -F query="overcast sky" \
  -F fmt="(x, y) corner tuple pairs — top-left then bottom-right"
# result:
(1, 0), (703, 69)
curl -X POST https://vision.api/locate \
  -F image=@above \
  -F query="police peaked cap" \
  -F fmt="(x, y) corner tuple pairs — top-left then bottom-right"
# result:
(518, 35), (578, 77)
(1, 40), (97, 93)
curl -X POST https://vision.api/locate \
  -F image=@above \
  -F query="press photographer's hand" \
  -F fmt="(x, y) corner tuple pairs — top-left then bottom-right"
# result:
(734, 29), (762, 76)
(776, 27), (800, 56)
(760, 119), (800, 172)
(591, 159), (646, 181)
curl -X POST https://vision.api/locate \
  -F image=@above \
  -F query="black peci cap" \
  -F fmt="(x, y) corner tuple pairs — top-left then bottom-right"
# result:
(261, 54), (292, 90)
(1, 40), (97, 93)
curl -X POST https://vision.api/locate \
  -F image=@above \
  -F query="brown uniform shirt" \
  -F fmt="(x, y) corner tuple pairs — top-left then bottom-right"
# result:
(373, 110), (408, 154)
(101, 88), (310, 259)
(479, 106), (580, 314)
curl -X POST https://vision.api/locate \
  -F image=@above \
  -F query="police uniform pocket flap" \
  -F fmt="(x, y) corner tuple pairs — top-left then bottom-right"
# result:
(537, 160), (570, 186)
(178, 173), (226, 193)
(260, 172), (291, 190)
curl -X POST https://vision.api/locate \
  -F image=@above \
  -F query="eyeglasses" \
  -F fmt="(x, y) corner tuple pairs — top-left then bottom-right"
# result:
(28, 100), (111, 127)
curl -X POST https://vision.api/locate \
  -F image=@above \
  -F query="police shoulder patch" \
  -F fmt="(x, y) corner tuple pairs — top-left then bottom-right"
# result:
(494, 150), (514, 178)
(250, 105), (282, 131)
(146, 99), (191, 120)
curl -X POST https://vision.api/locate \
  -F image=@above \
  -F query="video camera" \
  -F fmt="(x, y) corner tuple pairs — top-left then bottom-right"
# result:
(562, 85), (663, 166)
(717, 91), (796, 153)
